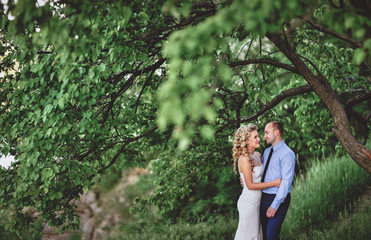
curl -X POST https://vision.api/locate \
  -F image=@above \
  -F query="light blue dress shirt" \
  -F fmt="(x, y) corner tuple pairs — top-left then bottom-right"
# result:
(261, 140), (295, 210)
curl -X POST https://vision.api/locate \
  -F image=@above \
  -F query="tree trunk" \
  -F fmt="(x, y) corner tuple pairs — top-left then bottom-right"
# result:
(267, 33), (371, 174)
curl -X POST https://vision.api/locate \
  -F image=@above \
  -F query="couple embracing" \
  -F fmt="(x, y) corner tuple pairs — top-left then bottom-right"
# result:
(233, 121), (295, 240)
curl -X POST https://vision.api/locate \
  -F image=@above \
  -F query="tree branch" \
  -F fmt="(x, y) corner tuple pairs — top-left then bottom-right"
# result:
(305, 19), (362, 48)
(298, 54), (322, 76)
(345, 91), (371, 108)
(164, 147), (230, 194)
(216, 85), (313, 133)
(99, 58), (165, 123)
(135, 68), (156, 113)
(37, 51), (53, 54)
(111, 58), (165, 85)
(98, 126), (158, 174)
(238, 85), (313, 122)
(229, 58), (300, 75)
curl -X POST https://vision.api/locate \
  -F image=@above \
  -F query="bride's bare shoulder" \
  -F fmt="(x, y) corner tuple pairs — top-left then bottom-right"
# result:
(239, 155), (249, 162)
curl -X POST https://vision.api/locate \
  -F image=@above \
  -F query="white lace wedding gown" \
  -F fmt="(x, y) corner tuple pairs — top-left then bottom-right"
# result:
(234, 163), (263, 240)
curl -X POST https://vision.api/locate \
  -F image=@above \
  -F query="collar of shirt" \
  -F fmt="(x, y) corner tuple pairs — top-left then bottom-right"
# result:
(272, 139), (285, 152)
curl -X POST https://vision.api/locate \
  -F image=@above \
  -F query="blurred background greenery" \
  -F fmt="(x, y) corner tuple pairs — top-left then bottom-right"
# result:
(1, 147), (369, 240)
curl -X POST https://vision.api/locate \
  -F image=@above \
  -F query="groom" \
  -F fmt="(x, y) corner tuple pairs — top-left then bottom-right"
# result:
(260, 121), (295, 240)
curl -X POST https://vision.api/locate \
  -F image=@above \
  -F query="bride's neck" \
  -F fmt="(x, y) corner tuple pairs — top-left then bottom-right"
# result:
(247, 148), (255, 155)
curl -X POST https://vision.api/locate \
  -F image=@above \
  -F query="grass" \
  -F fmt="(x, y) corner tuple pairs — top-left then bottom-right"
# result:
(112, 214), (238, 240)
(283, 188), (371, 240)
(312, 206), (371, 239)
(281, 154), (370, 239)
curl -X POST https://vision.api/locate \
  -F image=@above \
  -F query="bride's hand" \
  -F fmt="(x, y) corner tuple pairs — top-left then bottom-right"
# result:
(274, 178), (282, 187)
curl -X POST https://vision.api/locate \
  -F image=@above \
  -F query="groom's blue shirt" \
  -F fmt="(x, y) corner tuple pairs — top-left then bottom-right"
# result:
(262, 140), (295, 210)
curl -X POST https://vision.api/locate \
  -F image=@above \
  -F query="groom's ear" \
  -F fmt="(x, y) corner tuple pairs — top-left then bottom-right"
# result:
(274, 128), (279, 136)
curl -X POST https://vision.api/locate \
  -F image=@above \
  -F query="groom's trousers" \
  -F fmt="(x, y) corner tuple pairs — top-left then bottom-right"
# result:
(260, 193), (291, 240)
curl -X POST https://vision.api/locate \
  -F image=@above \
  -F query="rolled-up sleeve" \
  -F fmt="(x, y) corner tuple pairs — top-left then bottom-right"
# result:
(271, 151), (295, 210)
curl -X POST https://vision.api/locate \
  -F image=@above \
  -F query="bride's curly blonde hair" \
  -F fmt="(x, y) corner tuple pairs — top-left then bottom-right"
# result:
(233, 124), (257, 173)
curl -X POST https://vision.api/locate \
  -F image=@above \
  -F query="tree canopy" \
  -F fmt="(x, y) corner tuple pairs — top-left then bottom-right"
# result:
(0, 0), (370, 232)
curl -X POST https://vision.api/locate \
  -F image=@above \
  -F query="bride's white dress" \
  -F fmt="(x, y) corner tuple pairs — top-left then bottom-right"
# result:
(234, 164), (263, 240)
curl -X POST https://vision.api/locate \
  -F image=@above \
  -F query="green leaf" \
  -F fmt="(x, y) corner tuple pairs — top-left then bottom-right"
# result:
(353, 49), (366, 65)
(138, 11), (149, 20)
(344, 15), (355, 29)
(217, 64), (233, 82)
(200, 125), (215, 139)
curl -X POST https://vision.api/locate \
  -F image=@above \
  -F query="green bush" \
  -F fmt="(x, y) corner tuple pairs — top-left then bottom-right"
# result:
(0, 226), (19, 240)
(0, 209), (42, 240)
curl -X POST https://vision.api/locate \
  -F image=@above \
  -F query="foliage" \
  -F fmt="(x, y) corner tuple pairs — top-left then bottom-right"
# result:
(0, 208), (43, 240)
(96, 167), (123, 194)
(115, 213), (237, 240)
(117, 152), (370, 239)
(0, 0), (370, 232)
(0, 226), (19, 240)
(281, 153), (371, 238)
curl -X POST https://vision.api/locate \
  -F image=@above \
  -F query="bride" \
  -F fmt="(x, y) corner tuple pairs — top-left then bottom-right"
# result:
(233, 124), (281, 240)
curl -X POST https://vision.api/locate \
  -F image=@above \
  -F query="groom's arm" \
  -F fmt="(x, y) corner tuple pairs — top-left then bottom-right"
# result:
(270, 151), (295, 211)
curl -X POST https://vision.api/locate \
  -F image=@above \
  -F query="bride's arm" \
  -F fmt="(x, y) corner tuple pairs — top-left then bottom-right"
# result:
(239, 156), (281, 190)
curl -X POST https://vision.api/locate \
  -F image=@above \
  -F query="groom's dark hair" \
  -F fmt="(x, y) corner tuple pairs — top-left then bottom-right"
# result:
(271, 121), (283, 136)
